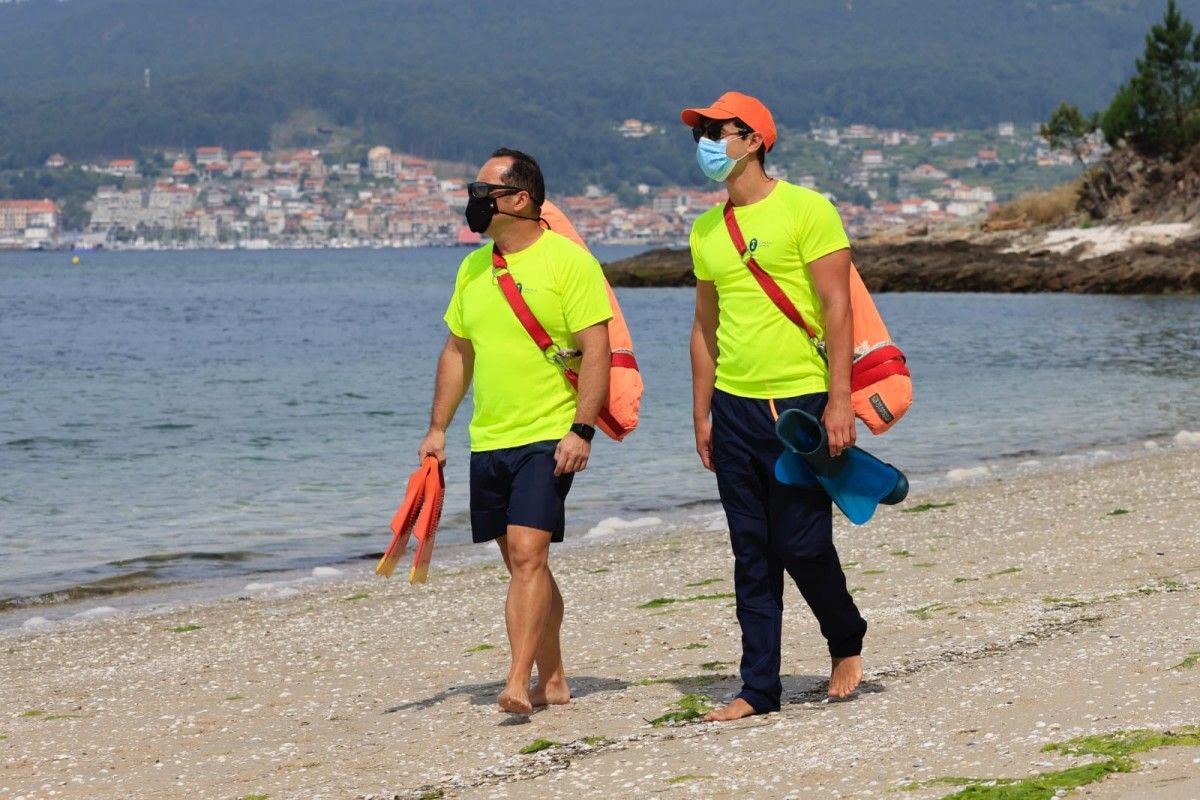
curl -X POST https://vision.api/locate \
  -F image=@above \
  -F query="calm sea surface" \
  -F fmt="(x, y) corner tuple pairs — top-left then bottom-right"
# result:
(2, 247), (1198, 609)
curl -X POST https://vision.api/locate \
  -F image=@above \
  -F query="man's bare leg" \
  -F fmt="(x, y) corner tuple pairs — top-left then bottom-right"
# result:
(529, 573), (570, 706)
(828, 655), (862, 698)
(495, 526), (553, 713)
(703, 697), (758, 722)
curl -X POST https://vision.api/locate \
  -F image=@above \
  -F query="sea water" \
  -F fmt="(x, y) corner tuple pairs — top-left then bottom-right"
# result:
(2, 247), (1198, 612)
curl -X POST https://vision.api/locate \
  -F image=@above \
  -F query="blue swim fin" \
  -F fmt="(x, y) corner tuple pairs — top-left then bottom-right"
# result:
(774, 408), (908, 525)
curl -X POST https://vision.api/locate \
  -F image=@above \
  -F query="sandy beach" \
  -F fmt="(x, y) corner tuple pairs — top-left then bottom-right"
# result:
(3, 448), (1199, 800)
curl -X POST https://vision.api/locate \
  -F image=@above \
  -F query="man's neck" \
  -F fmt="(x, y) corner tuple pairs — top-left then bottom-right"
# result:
(726, 163), (776, 207)
(491, 218), (544, 254)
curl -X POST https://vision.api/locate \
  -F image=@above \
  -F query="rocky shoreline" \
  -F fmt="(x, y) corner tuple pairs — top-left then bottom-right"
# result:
(603, 227), (1200, 294)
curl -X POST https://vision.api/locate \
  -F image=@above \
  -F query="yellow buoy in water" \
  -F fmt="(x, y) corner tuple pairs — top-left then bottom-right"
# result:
(71, 255), (81, 265)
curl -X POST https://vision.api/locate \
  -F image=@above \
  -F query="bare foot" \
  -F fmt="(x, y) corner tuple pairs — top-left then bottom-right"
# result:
(703, 697), (758, 722)
(530, 678), (572, 707)
(497, 686), (533, 714)
(829, 655), (863, 698)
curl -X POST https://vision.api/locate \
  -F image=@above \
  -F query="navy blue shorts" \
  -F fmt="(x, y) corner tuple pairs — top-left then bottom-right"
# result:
(469, 440), (574, 543)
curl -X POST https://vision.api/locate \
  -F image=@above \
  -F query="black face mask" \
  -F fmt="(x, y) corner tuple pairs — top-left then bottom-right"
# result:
(465, 195), (498, 234)
(465, 194), (543, 234)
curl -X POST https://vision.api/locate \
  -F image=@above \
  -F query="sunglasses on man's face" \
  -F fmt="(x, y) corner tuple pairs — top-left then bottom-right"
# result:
(467, 181), (524, 200)
(691, 120), (751, 143)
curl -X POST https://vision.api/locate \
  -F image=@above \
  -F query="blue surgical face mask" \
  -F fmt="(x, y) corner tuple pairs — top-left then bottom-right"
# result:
(696, 136), (748, 182)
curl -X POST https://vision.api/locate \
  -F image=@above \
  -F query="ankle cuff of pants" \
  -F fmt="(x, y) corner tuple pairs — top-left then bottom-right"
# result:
(737, 688), (779, 715)
(828, 640), (864, 658)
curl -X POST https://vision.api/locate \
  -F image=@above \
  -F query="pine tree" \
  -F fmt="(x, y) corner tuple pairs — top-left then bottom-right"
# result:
(1103, 0), (1200, 155)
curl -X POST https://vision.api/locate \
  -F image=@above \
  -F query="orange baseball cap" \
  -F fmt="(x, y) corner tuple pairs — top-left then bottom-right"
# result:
(681, 91), (777, 151)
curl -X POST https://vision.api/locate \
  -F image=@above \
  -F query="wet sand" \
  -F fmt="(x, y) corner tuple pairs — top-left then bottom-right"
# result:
(3, 448), (1199, 799)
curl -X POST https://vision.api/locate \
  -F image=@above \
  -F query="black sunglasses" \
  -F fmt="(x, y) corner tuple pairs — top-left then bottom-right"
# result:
(467, 181), (524, 200)
(691, 119), (752, 143)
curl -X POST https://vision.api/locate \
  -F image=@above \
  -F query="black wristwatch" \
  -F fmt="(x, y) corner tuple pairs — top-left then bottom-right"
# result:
(570, 423), (595, 442)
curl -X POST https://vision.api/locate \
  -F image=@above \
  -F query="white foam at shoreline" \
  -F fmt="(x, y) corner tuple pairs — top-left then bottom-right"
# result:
(311, 566), (343, 578)
(1174, 430), (1200, 447)
(585, 516), (663, 538)
(946, 466), (991, 482)
(72, 606), (120, 620)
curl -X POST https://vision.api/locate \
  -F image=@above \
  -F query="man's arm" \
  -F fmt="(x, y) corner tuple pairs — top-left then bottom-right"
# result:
(554, 321), (609, 476)
(808, 247), (855, 456)
(690, 280), (719, 472)
(417, 333), (474, 466)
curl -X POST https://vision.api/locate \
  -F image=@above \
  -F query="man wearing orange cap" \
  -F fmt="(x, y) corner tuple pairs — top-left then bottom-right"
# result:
(683, 92), (867, 721)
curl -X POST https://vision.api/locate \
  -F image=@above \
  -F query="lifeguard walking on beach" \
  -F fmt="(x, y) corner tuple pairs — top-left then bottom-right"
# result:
(416, 148), (613, 713)
(684, 92), (869, 721)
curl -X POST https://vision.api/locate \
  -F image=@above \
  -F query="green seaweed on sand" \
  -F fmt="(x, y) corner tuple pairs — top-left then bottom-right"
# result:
(849, 586), (864, 595)
(1170, 652), (1200, 670)
(21, 709), (45, 717)
(43, 713), (90, 721)
(638, 592), (735, 609)
(342, 593), (370, 601)
(633, 674), (720, 687)
(891, 550), (913, 557)
(954, 577), (979, 583)
(681, 642), (708, 650)
(0, 735), (7, 741)
(239, 795), (270, 800)
(907, 602), (953, 620)
(649, 693), (713, 726)
(913, 562), (936, 568)
(1106, 508), (1131, 516)
(667, 774), (714, 784)
(986, 567), (1022, 578)
(581, 736), (612, 747)
(465, 643), (496, 653)
(862, 569), (886, 575)
(586, 567), (611, 574)
(418, 791), (444, 800)
(841, 560), (861, 568)
(225, 694), (243, 701)
(685, 577), (724, 587)
(519, 738), (560, 754)
(903, 502), (956, 513)
(1042, 596), (1088, 608)
(171, 624), (202, 633)
(700, 661), (731, 671)
(902, 727), (1200, 799)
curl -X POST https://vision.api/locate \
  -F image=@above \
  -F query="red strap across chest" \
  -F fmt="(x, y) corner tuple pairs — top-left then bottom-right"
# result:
(723, 200), (820, 341)
(491, 246), (555, 352)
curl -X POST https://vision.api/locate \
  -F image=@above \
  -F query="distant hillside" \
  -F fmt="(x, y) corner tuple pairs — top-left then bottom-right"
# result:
(2, 0), (1198, 190)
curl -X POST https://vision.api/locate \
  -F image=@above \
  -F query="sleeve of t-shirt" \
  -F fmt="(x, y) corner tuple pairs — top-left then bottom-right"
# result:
(797, 194), (851, 265)
(558, 248), (614, 333)
(690, 224), (712, 281)
(442, 257), (470, 338)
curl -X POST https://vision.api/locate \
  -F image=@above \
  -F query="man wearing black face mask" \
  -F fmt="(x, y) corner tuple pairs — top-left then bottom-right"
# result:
(415, 148), (612, 715)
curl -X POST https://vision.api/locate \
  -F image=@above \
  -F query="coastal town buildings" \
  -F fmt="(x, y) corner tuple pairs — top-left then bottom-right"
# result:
(0, 199), (59, 247)
(0, 120), (1098, 250)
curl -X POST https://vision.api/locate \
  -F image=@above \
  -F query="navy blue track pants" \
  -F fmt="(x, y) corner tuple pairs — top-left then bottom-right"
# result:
(711, 389), (868, 713)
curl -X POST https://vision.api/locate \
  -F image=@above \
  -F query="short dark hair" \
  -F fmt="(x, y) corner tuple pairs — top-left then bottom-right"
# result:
(491, 147), (545, 210)
(731, 117), (767, 166)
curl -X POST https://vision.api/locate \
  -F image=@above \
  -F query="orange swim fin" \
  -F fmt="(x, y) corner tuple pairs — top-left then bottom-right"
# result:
(408, 461), (445, 584)
(376, 458), (434, 578)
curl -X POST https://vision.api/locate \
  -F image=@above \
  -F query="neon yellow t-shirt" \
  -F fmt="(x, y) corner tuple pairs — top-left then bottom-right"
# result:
(689, 180), (850, 399)
(444, 230), (613, 451)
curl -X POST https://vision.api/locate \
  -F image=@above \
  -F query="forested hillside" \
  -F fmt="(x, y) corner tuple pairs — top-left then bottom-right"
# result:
(2, 0), (1196, 189)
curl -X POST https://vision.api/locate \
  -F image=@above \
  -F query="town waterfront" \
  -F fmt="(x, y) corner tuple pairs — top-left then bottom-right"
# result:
(2, 246), (1199, 615)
